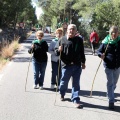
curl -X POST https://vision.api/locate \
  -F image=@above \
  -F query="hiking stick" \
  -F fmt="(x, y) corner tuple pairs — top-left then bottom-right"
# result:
(90, 41), (110, 97)
(25, 33), (35, 92)
(54, 51), (61, 105)
(25, 52), (33, 92)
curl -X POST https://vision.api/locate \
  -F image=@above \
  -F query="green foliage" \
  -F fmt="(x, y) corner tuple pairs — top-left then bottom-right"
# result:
(0, 0), (37, 28)
(37, 0), (81, 31)
(37, 0), (120, 41)
(90, 1), (120, 40)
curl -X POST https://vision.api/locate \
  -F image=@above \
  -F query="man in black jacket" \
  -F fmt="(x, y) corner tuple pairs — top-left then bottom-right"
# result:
(55, 24), (86, 108)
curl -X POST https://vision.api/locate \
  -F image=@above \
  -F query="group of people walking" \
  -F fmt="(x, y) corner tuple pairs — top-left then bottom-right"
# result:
(28, 24), (120, 110)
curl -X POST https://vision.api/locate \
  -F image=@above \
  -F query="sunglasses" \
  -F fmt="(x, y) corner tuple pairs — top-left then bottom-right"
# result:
(37, 34), (43, 37)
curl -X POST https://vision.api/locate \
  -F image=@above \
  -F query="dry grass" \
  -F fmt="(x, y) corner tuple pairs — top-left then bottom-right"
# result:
(0, 57), (8, 70)
(1, 40), (19, 59)
(26, 31), (32, 38)
(0, 37), (20, 71)
(0, 31), (32, 71)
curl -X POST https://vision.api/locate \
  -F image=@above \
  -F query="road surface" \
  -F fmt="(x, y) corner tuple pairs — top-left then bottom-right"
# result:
(0, 33), (120, 120)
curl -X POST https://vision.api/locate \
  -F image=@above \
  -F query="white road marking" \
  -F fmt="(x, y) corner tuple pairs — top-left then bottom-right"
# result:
(0, 74), (3, 81)
(7, 62), (12, 66)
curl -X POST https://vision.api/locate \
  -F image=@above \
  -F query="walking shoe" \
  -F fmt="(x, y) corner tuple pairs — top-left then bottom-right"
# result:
(33, 85), (37, 89)
(39, 86), (43, 90)
(109, 103), (114, 109)
(51, 84), (55, 89)
(74, 102), (83, 109)
(60, 95), (64, 101)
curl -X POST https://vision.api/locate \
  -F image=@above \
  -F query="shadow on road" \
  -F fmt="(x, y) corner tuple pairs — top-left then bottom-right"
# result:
(25, 87), (120, 113)
(12, 57), (31, 62)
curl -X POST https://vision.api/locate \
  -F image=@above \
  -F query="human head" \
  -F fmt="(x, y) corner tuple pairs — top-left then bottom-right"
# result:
(67, 24), (77, 38)
(36, 30), (44, 40)
(109, 26), (118, 40)
(55, 28), (63, 38)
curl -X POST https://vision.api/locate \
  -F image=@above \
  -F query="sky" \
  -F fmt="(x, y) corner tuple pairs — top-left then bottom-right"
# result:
(31, 0), (43, 19)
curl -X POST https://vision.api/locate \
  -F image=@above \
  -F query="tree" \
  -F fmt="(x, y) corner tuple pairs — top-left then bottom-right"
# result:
(90, 1), (120, 40)
(0, 0), (37, 28)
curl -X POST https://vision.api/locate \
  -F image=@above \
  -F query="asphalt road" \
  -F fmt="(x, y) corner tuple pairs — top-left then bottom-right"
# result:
(0, 33), (120, 120)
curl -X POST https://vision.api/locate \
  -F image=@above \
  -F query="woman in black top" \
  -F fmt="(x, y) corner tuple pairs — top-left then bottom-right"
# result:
(28, 30), (48, 89)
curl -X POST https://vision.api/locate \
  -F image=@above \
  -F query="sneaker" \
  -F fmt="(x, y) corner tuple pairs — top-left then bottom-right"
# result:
(74, 102), (83, 109)
(60, 95), (64, 101)
(51, 84), (55, 89)
(39, 86), (43, 90)
(33, 85), (37, 89)
(109, 103), (114, 109)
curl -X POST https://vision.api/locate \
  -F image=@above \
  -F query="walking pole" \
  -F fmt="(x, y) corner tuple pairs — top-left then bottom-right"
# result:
(54, 51), (61, 105)
(90, 40), (110, 97)
(25, 32), (36, 92)
(25, 53), (33, 92)
(90, 59), (102, 97)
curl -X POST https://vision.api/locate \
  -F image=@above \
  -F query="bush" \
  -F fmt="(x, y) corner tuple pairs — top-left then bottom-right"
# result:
(1, 40), (19, 59)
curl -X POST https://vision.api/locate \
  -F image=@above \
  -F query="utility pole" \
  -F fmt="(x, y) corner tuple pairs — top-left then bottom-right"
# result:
(69, 1), (72, 24)
(70, 0), (74, 24)
(63, 1), (66, 22)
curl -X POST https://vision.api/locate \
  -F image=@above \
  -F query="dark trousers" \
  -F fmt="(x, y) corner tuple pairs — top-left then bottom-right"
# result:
(51, 61), (61, 86)
(91, 42), (96, 54)
(32, 59), (47, 86)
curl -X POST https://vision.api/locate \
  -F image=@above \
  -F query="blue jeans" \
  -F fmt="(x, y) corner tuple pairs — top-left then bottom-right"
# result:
(59, 65), (82, 103)
(105, 67), (120, 103)
(32, 59), (47, 86)
(51, 61), (61, 85)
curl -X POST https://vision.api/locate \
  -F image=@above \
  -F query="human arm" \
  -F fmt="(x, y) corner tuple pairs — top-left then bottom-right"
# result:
(28, 44), (34, 54)
(54, 40), (62, 56)
(97, 43), (105, 59)
(95, 33), (99, 43)
(80, 39), (86, 69)
(48, 41), (56, 54)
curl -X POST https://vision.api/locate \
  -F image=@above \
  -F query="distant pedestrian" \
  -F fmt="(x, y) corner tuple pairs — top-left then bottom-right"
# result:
(28, 30), (48, 89)
(90, 30), (99, 55)
(55, 24), (86, 108)
(97, 26), (120, 109)
(48, 28), (63, 89)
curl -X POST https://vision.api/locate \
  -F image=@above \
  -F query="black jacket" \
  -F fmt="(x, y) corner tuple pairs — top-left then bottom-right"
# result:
(28, 40), (48, 62)
(55, 36), (86, 66)
(97, 40), (120, 69)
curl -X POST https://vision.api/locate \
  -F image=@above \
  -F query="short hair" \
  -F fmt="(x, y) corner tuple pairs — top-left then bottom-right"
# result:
(55, 28), (63, 34)
(67, 24), (77, 30)
(109, 26), (118, 34)
(36, 30), (44, 37)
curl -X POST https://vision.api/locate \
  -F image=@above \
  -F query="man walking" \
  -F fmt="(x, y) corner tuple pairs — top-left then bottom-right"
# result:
(55, 24), (86, 108)
(90, 30), (99, 55)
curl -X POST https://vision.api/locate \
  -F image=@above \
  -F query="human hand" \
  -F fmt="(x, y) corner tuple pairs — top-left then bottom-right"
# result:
(59, 46), (62, 52)
(31, 44), (34, 48)
(101, 53), (105, 60)
(82, 63), (86, 69)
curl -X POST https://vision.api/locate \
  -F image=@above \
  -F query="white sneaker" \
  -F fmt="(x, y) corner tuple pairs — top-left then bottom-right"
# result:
(51, 85), (55, 89)
(39, 86), (43, 90)
(33, 85), (37, 89)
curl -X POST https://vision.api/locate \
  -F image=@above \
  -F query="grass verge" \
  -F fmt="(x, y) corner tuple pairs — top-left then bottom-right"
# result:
(0, 31), (32, 71)
(0, 38), (20, 71)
